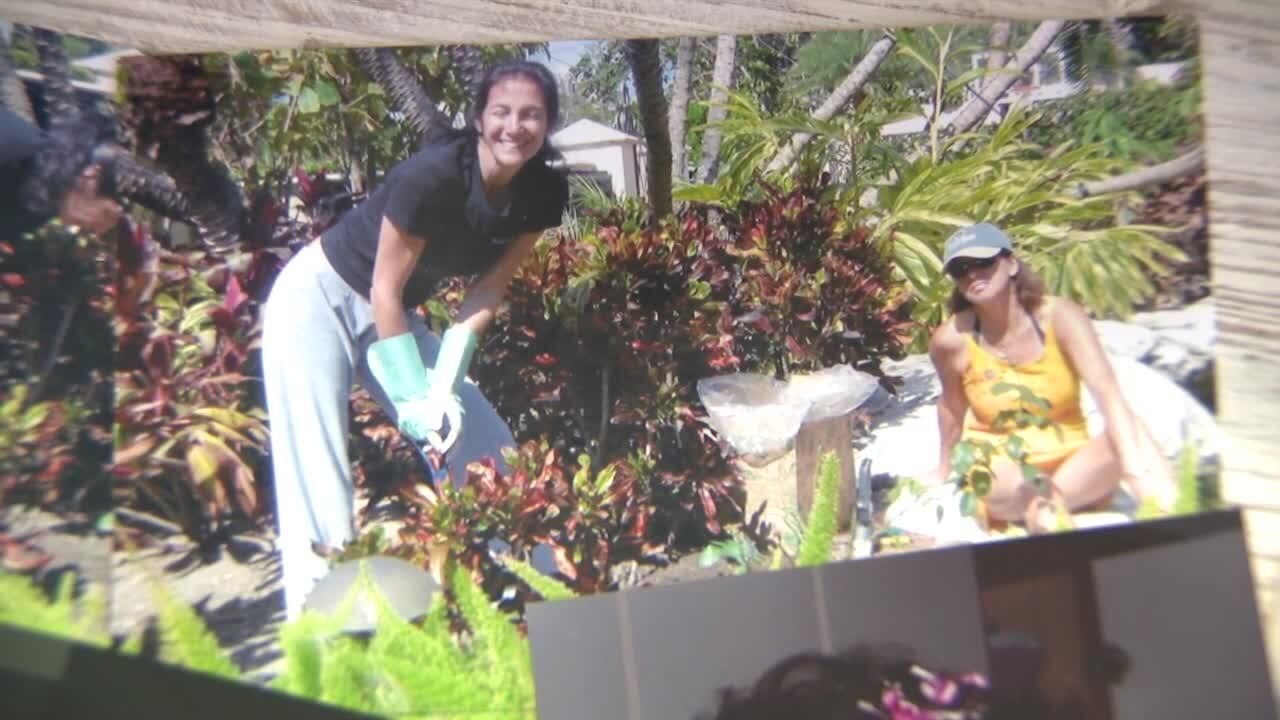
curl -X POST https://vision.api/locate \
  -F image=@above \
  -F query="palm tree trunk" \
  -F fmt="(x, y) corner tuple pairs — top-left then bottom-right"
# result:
(353, 48), (449, 146)
(118, 54), (245, 254)
(1102, 18), (1139, 89)
(987, 21), (1012, 71)
(1073, 145), (1204, 198)
(0, 29), (34, 122)
(668, 36), (695, 184)
(944, 20), (1066, 137)
(31, 28), (78, 122)
(695, 34), (737, 184)
(764, 33), (896, 175)
(624, 38), (672, 220)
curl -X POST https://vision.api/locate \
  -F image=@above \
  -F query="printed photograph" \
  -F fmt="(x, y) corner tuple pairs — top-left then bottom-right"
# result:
(525, 510), (1274, 720)
(0, 12), (1217, 718)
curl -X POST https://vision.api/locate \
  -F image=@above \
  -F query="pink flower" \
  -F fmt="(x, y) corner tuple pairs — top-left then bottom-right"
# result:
(956, 672), (990, 691)
(919, 675), (960, 706)
(882, 686), (926, 720)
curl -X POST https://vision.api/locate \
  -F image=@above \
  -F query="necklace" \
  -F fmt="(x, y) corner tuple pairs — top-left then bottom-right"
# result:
(978, 312), (1040, 364)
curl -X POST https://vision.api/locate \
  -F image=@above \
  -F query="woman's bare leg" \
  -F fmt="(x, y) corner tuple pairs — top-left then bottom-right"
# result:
(982, 433), (1121, 529)
(982, 455), (1042, 523)
(1047, 433), (1125, 511)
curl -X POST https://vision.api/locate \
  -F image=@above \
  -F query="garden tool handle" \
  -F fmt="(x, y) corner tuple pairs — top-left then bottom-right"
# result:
(424, 428), (452, 455)
(422, 397), (463, 454)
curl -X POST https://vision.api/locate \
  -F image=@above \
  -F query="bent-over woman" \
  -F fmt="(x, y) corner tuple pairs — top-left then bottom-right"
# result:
(259, 60), (569, 620)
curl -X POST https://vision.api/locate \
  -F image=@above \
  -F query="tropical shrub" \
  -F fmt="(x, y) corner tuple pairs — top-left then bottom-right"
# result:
(388, 441), (656, 595)
(456, 178), (908, 556)
(464, 210), (739, 553)
(699, 176), (915, 379)
(1023, 74), (1203, 165)
(111, 217), (277, 544)
(0, 221), (113, 514)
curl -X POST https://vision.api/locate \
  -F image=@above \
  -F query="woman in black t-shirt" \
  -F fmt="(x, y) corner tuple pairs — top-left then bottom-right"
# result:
(258, 59), (570, 620)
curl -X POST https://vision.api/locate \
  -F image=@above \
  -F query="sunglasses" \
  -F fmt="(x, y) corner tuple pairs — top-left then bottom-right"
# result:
(946, 254), (1002, 279)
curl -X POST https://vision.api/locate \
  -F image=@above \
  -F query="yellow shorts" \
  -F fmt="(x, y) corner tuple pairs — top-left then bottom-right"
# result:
(960, 423), (1091, 479)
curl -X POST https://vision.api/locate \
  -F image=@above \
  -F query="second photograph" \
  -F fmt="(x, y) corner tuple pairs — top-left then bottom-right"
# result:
(0, 12), (1218, 719)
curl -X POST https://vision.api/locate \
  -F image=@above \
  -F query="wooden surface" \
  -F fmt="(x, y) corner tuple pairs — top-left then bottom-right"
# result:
(1194, 0), (1280, 702)
(794, 413), (857, 532)
(6, 0), (1178, 53)
(5, 0), (1279, 704)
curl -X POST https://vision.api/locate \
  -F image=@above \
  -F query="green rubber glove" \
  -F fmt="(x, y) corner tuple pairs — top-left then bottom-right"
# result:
(421, 325), (478, 450)
(429, 325), (478, 399)
(366, 332), (436, 442)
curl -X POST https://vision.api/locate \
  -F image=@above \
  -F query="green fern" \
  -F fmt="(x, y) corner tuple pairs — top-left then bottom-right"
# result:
(0, 570), (113, 648)
(146, 579), (242, 680)
(1173, 440), (1204, 515)
(6, 554), (547, 719)
(1136, 441), (1206, 520)
(497, 554), (577, 602)
(795, 451), (842, 567)
(265, 559), (539, 718)
(446, 561), (537, 713)
(270, 611), (335, 700)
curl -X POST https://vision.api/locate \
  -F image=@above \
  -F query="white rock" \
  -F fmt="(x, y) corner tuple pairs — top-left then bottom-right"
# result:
(1080, 354), (1220, 461)
(1127, 299), (1216, 386)
(1093, 320), (1157, 360)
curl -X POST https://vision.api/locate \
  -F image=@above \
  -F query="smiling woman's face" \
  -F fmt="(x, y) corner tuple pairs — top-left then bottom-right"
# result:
(951, 253), (1014, 304)
(475, 74), (549, 174)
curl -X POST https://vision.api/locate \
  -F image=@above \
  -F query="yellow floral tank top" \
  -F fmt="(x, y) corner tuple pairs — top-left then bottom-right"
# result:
(960, 299), (1091, 469)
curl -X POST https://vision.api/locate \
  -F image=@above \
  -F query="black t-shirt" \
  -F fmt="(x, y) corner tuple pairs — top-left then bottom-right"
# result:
(320, 133), (569, 309)
(0, 108), (54, 241)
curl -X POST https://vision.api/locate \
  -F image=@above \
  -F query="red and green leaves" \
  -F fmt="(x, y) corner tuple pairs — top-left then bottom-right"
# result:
(389, 441), (655, 595)
(110, 219), (273, 541)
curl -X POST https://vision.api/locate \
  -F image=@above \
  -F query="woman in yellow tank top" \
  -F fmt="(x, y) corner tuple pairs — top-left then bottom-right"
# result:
(923, 223), (1176, 532)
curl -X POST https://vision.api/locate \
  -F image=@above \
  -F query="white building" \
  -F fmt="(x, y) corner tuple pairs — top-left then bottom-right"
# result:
(550, 118), (645, 199)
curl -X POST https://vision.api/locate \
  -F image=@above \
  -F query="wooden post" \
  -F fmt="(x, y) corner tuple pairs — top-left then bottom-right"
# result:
(794, 411), (857, 532)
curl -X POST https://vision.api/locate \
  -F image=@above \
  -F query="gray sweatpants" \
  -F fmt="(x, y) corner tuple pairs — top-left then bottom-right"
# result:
(259, 240), (522, 621)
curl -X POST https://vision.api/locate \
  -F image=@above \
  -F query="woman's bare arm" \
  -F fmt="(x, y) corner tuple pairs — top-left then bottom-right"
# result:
(453, 230), (542, 335)
(1052, 298), (1172, 493)
(370, 215), (427, 340)
(927, 320), (970, 484)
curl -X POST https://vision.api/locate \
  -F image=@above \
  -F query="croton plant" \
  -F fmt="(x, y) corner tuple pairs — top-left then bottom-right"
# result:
(373, 172), (916, 594)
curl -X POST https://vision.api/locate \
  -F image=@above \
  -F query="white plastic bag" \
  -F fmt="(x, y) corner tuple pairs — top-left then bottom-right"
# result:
(697, 373), (812, 458)
(784, 364), (882, 423)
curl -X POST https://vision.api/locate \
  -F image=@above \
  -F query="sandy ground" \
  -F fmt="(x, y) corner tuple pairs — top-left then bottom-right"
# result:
(4, 493), (868, 684)
(2, 503), (286, 679)
(109, 532), (287, 678)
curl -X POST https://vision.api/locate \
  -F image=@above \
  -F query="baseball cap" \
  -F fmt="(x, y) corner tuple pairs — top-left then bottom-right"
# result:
(942, 223), (1013, 269)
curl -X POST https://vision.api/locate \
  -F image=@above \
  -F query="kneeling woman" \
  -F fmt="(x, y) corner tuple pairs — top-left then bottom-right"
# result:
(259, 60), (569, 620)
(924, 223), (1176, 532)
